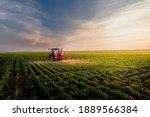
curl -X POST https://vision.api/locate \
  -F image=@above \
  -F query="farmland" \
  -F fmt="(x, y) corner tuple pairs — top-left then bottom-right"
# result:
(0, 50), (150, 100)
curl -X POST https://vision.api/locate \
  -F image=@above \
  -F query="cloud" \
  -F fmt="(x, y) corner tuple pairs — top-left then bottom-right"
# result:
(63, 0), (150, 50)
(0, 0), (78, 51)
(0, 0), (150, 51)
(104, 0), (150, 36)
(0, 0), (52, 51)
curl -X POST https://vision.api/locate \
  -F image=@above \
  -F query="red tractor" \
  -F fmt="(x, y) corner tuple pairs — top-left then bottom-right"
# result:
(48, 48), (64, 61)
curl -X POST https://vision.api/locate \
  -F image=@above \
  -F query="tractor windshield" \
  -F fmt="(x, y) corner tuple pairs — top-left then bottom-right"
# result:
(53, 50), (58, 55)
(50, 49), (59, 55)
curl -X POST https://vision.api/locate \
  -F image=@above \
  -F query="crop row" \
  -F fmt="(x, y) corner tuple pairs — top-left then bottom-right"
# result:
(0, 54), (149, 99)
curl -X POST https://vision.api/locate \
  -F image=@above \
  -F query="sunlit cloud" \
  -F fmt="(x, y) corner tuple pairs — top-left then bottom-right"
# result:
(64, 0), (150, 50)
(0, 0), (51, 51)
(0, 0), (150, 51)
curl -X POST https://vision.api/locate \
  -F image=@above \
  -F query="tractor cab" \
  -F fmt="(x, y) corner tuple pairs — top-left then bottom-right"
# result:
(48, 48), (64, 61)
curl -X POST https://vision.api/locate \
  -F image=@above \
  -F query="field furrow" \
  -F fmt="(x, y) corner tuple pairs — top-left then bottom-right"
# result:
(0, 51), (150, 99)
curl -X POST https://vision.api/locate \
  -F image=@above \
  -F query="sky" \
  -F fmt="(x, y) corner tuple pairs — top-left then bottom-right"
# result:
(0, 0), (150, 51)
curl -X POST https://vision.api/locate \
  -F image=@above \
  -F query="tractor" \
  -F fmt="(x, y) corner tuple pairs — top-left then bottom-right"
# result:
(48, 48), (64, 61)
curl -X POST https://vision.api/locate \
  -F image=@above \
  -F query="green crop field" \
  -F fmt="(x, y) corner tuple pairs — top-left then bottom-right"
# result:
(0, 50), (150, 100)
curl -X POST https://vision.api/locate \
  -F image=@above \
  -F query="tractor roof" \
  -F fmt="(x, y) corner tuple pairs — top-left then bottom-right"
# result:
(51, 48), (63, 50)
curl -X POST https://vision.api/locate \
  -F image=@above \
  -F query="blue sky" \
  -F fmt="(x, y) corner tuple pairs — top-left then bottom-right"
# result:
(0, 0), (150, 51)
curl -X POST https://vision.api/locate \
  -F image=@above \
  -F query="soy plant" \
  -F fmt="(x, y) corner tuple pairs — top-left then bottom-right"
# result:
(121, 86), (141, 99)
(35, 63), (54, 76)
(0, 68), (10, 99)
(0, 60), (14, 99)
(30, 63), (47, 77)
